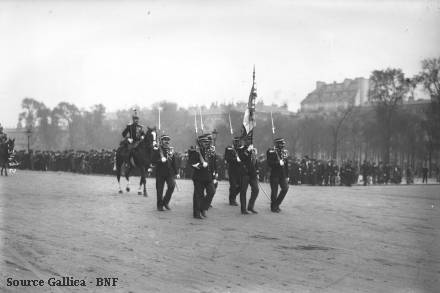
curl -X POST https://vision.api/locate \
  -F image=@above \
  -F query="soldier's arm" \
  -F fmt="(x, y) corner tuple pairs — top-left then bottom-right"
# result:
(122, 125), (130, 138)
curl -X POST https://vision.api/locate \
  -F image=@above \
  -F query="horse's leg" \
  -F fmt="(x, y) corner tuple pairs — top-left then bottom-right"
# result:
(138, 171), (143, 195)
(143, 170), (148, 197)
(125, 164), (131, 192)
(116, 162), (123, 194)
(138, 168), (147, 196)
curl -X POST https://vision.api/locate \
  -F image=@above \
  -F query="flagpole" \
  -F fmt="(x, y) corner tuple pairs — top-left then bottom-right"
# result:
(199, 107), (204, 134)
(228, 113), (233, 137)
(158, 107), (161, 131)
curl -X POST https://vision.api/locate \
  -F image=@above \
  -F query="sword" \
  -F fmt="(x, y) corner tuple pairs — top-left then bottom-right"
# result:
(257, 181), (271, 202)
(175, 180), (180, 192)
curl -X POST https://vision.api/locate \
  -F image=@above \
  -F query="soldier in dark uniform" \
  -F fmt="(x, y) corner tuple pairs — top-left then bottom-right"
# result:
(237, 136), (259, 214)
(152, 134), (178, 211)
(121, 110), (145, 164)
(266, 138), (289, 213)
(189, 134), (217, 219)
(224, 137), (244, 206)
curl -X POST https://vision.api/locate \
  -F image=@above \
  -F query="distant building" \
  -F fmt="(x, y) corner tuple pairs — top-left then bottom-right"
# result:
(300, 77), (370, 113)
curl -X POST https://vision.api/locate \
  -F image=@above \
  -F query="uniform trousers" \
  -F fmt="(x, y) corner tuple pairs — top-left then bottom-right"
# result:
(269, 176), (289, 210)
(156, 175), (175, 209)
(228, 168), (241, 203)
(240, 175), (259, 212)
(192, 180), (216, 217)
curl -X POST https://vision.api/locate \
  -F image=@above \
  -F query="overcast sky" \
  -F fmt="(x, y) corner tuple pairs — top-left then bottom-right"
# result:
(1, 0), (439, 127)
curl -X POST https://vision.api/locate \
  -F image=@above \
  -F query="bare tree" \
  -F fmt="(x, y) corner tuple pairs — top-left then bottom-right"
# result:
(369, 68), (409, 164)
(329, 105), (354, 161)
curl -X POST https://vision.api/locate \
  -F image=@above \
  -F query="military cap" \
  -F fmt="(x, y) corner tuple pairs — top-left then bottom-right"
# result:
(274, 137), (285, 144)
(197, 134), (210, 142)
(160, 134), (170, 141)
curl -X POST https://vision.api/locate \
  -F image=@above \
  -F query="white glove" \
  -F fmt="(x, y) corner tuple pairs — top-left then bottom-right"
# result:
(176, 174), (180, 179)
(247, 144), (254, 151)
(202, 162), (208, 168)
(128, 138), (133, 143)
(213, 179), (218, 185)
(280, 160), (284, 166)
(192, 163), (200, 169)
(147, 168), (153, 173)
(236, 157), (241, 162)
(161, 157), (166, 163)
(141, 135), (145, 140)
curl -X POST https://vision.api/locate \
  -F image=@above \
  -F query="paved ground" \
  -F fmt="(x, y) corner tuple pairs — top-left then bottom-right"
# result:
(0, 170), (439, 293)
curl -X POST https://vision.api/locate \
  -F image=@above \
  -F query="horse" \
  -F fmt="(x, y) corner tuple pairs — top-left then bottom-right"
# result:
(114, 127), (157, 196)
(0, 138), (15, 176)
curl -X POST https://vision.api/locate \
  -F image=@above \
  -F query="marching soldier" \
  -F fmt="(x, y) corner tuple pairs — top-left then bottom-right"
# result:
(189, 134), (217, 219)
(237, 136), (259, 214)
(224, 137), (244, 206)
(266, 138), (289, 213)
(152, 134), (178, 211)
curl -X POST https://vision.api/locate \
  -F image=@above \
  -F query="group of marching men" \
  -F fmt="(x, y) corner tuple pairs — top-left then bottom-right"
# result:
(122, 114), (290, 220)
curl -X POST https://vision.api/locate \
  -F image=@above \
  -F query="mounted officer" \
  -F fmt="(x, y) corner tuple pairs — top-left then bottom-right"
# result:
(266, 137), (289, 213)
(152, 134), (178, 211)
(121, 109), (146, 164)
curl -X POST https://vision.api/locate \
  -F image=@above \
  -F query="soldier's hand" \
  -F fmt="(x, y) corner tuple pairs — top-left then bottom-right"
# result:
(141, 135), (145, 140)
(128, 138), (133, 143)
(236, 157), (241, 162)
(176, 174), (180, 179)
(192, 163), (201, 169)
(280, 160), (284, 166)
(202, 162), (208, 168)
(161, 157), (166, 163)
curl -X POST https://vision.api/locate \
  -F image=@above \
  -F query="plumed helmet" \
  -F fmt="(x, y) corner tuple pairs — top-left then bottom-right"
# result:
(132, 109), (139, 120)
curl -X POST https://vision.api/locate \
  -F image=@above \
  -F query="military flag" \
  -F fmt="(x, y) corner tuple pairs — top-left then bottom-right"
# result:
(242, 66), (257, 142)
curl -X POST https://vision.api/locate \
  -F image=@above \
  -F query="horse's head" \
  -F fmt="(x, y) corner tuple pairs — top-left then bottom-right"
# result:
(143, 126), (158, 149)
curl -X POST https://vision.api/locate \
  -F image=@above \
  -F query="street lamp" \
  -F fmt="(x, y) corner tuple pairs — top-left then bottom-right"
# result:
(25, 127), (32, 153)
(212, 129), (218, 146)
